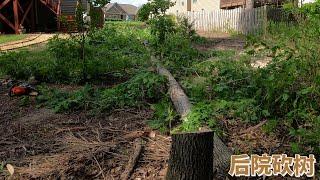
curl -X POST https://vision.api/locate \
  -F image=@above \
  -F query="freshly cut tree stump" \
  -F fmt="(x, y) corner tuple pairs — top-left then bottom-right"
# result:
(166, 131), (214, 180)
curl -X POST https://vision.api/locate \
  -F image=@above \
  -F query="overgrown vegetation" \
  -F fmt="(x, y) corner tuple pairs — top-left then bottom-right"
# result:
(0, 22), (150, 83)
(36, 71), (167, 113)
(175, 1), (320, 154)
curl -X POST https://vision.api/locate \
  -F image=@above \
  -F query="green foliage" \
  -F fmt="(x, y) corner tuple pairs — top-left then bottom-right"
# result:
(89, 0), (109, 7)
(0, 22), (151, 84)
(180, 11), (320, 154)
(176, 16), (197, 40)
(143, 0), (176, 58)
(137, 3), (152, 21)
(75, 0), (85, 32)
(0, 162), (3, 173)
(37, 84), (94, 112)
(89, 6), (104, 29)
(178, 99), (262, 132)
(150, 15), (176, 48)
(262, 119), (278, 134)
(97, 71), (167, 112)
(148, 98), (178, 133)
(161, 33), (199, 71)
(143, 0), (175, 16)
(37, 72), (167, 113)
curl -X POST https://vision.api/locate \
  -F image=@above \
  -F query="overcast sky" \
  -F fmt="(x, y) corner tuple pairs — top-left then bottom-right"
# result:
(110, 0), (148, 7)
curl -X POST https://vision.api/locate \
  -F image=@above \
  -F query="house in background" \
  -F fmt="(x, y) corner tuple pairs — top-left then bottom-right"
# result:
(167, 0), (284, 13)
(220, 0), (284, 9)
(167, 0), (221, 14)
(103, 3), (138, 21)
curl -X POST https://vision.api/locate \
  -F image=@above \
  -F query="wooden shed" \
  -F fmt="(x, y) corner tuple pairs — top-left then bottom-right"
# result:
(0, 0), (87, 34)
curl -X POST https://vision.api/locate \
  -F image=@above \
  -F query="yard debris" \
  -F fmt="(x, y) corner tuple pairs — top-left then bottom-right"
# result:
(6, 164), (14, 176)
(120, 138), (144, 180)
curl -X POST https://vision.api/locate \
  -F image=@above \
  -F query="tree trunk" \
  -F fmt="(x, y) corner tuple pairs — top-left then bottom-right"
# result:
(166, 131), (214, 180)
(156, 64), (191, 118)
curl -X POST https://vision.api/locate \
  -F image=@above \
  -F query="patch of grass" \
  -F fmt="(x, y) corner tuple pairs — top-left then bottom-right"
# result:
(0, 34), (28, 44)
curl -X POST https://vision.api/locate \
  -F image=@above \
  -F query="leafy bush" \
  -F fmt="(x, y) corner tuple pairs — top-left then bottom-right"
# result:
(148, 98), (178, 133)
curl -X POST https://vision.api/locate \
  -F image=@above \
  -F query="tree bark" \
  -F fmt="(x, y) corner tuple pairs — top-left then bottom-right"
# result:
(155, 63), (191, 118)
(166, 131), (214, 180)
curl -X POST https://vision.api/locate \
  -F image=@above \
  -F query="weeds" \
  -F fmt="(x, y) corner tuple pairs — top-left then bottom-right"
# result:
(36, 72), (167, 113)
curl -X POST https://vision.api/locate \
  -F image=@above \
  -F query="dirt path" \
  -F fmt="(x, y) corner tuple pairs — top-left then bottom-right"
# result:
(196, 31), (246, 51)
(0, 34), (56, 51)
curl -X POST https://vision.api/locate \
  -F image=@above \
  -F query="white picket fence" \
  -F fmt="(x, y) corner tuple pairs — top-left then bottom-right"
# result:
(176, 6), (267, 34)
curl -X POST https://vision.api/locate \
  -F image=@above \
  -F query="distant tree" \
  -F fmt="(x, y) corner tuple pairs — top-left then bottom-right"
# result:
(148, 0), (175, 16)
(75, 0), (110, 82)
(142, 0), (175, 60)
(138, 3), (152, 21)
(137, 0), (175, 21)
(89, 0), (109, 7)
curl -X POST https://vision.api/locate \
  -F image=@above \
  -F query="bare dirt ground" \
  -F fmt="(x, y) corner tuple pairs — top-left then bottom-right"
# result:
(196, 31), (246, 52)
(0, 84), (170, 179)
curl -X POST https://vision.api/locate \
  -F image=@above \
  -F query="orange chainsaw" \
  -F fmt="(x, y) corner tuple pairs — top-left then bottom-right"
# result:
(9, 83), (38, 97)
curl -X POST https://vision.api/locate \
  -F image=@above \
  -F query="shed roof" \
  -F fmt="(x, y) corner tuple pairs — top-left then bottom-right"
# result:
(104, 3), (138, 15)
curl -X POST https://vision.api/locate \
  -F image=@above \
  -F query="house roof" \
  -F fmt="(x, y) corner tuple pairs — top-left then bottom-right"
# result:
(104, 3), (138, 15)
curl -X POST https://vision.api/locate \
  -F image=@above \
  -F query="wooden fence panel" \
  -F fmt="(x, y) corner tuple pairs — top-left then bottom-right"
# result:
(176, 6), (267, 34)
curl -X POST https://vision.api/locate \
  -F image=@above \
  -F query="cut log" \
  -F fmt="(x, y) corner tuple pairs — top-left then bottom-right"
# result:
(152, 57), (232, 177)
(120, 138), (143, 180)
(156, 64), (191, 118)
(166, 131), (214, 180)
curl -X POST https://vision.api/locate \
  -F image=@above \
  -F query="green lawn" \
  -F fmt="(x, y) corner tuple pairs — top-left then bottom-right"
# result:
(0, 34), (28, 44)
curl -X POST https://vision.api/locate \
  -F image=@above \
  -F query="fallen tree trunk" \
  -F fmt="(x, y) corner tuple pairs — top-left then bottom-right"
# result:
(156, 65), (191, 118)
(153, 58), (232, 177)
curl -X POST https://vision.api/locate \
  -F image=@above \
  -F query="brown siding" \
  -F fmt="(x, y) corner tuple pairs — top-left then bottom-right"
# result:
(220, 0), (246, 9)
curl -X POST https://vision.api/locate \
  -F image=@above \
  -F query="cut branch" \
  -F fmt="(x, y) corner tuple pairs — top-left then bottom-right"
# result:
(120, 138), (143, 180)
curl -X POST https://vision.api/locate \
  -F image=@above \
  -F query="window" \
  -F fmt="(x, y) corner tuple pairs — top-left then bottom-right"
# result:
(193, 0), (197, 3)
(181, 1), (184, 6)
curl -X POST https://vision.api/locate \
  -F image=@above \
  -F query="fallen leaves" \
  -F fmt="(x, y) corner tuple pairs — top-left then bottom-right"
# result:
(6, 164), (14, 176)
